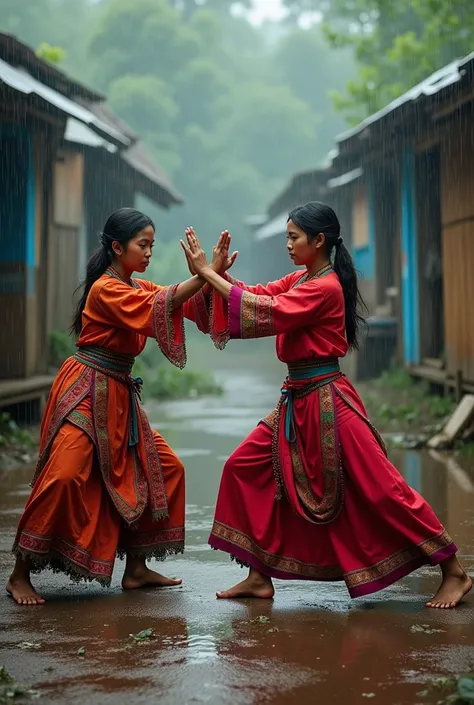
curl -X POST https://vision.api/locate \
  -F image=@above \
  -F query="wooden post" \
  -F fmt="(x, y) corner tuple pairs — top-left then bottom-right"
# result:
(455, 369), (463, 403)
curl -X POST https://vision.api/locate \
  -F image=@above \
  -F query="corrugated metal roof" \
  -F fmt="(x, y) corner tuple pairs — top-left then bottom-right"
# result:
(337, 50), (474, 143)
(0, 57), (130, 147)
(255, 213), (288, 241)
(64, 118), (118, 153)
(0, 32), (104, 103)
(84, 101), (183, 204)
(327, 167), (363, 189)
(64, 117), (183, 206)
(81, 101), (139, 141)
(122, 141), (183, 204)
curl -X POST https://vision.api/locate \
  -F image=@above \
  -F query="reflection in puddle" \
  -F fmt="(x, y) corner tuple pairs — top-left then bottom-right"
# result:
(183, 633), (218, 663)
(1, 358), (474, 705)
(172, 448), (212, 458)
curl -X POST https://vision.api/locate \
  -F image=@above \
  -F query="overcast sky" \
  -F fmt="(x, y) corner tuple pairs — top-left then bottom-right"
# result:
(247, 0), (287, 23)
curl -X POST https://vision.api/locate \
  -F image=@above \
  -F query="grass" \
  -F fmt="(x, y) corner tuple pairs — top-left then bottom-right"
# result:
(49, 330), (225, 402)
(361, 365), (455, 437)
(134, 361), (224, 401)
(0, 413), (37, 471)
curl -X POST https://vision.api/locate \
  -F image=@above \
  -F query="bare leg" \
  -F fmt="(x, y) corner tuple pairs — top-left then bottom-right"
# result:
(426, 555), (472, 608)
(121, 555), (182, 590)
(6, 556), (45, 605)
(216, 567), (275, 599)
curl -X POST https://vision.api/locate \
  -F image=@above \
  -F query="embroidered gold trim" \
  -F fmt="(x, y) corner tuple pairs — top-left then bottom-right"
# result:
(211, 520), (342, 579)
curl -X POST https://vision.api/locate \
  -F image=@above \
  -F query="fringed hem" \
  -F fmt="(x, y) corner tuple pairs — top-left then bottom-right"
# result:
(150, 509), (170, 523)
(12, 545), (112, 587)
(116, 541), (185, 561)
(211, 545), (250, 569)
(152, 284), (187, 369)
(211, 336), (230, 351)
(231, 553), (250, 569)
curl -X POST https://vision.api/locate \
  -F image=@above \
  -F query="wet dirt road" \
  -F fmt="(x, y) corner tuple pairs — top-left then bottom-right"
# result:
(1, 347), (473, 705)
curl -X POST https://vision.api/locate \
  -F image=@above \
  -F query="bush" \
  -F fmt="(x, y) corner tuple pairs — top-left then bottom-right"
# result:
(363, 364), (455, 433)
(49, 330), (76, 368)
(48, 332), (224, 402)
(0, 412), (34, 448)
(134, 361), (223, 401)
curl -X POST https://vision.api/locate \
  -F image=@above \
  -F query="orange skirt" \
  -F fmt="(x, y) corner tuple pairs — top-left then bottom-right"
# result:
(13, 392), (185, 586)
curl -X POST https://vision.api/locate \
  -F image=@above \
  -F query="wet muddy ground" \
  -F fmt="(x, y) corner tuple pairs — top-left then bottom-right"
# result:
(1, 347), (473, 705)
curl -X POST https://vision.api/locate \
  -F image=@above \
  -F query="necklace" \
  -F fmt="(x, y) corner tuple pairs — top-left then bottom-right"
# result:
(305, 262), (333, 282)
(292, 263), (332, 289)
(105, 266), (139, 288)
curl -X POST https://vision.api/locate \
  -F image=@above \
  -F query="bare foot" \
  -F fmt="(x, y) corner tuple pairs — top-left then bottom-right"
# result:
(216, 573), (275, 599)
(426, 571), (472, 609)
(6, 576), (45, 606)
(122, 566), (182, 590)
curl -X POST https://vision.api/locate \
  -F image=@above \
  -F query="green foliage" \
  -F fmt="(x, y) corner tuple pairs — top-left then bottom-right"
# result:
(0, 0), (356, 269)
(144, 365), (223, 401)
(417, 672), (474, 704)
(0, 413), (34, 449)
(133, 338), (223, 401)
(49, 330), (76, 369)
(36, 42), (66, 64)
(363, 365), (455, 433)
(321, 0), (474, 123)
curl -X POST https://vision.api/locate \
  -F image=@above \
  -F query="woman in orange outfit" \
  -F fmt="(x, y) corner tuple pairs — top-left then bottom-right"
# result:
(7, 207), (232, 605)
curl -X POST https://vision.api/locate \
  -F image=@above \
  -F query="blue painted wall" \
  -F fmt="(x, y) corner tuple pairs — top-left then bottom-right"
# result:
(353, 180), (375, 281)
(0, 124), (36, 294)
(400, 146), (420, 365)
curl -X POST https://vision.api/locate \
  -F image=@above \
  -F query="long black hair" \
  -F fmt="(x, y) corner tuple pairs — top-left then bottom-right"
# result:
(70, 207), (155, 336)
(288, 201), (367, 350)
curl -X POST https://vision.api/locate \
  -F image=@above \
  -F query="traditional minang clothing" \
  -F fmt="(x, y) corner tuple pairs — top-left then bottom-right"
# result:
(207, 267), (456, 597)
(13, 267), (208, 586)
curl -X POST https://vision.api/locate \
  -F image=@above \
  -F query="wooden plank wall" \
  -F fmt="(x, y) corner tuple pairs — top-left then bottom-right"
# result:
(48, 150), (84, 331)
(440, 120), (474, 381)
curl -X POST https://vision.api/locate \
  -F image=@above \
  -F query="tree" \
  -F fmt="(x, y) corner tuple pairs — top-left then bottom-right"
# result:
(281, 0), (333, 23)
(89, 0), (200, 89)
(271, 26), (354, 159)
(171, 0), (251, 21)
(0, 0), (98, 81)
(322, 0), (474, 123)
(88, 0), (331, 255)
(212, 82), (318, 182)
(108, 74), (181, 174)
(0, 0), (53, 48)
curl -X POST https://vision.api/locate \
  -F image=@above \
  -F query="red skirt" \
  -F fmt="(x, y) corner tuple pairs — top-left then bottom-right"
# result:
(209, 375), (456, 598)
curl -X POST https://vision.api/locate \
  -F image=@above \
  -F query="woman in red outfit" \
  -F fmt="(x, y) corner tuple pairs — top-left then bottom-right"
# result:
(181, 203), (472, 608)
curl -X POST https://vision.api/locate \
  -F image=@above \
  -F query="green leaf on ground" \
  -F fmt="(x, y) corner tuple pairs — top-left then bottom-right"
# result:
(457, 676), (474, 701)
(251, 616), (270, 624)
(130, 628), (154, 641)
(0, 668), (14, 684)
(410, 624), (445, 635)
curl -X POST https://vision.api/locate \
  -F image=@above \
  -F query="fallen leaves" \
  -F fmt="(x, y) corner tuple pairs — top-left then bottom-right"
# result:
(129, 628), (155, 642)
(410, 624), (445, 635)
(0, 666), (39, 704)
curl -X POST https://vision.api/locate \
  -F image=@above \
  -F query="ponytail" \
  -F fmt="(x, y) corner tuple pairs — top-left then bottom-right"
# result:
(70, 246), (110, 336)
(333, 240), (367, 350)
(288, 201), (368, 351)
